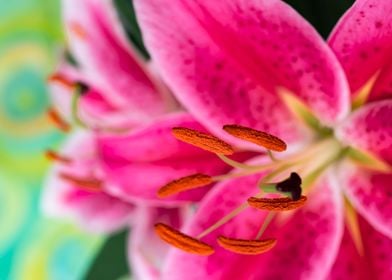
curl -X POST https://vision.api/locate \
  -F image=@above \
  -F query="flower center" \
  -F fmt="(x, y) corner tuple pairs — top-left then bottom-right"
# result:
(154, 124), (349, 256)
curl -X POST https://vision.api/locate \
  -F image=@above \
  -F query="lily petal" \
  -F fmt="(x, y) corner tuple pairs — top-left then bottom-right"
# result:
(98, 113), (242, 205)
(358, 216), (392, 280)
(329, 0), (392, 100)
(42, 131), (134, 233)
(162, 162), (343, 280)
(134, 0), (349, 145)
(339, 161), (392, 239)
(328, 216), (392, 280)
(327, 226), (369, 280)
(336, 100), (392, 165)
(63, 0), (171, 119)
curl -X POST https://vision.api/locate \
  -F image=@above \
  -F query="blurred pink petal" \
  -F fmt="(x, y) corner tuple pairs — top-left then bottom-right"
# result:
(42, 131), (134, 233)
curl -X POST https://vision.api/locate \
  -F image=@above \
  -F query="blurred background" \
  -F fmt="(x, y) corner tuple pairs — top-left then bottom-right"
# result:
(0, 0), (354, 279)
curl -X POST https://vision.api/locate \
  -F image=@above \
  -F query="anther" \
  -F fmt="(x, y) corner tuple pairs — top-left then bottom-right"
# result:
(217, 236), (277, 255)
(157, 173), (212, 198)
(276, 172), (302, 200)
(172, 127), (234, 155)
(223, 124), (287, 152)
(70, 22), (87, 39)
(155, 223), (214, 256)
(59, 172), (102, 191)
(248, 196), (307, 211)
(47, 107), (71, 132)
(45, 150), (72, 164)
(48, 74), (74, 90)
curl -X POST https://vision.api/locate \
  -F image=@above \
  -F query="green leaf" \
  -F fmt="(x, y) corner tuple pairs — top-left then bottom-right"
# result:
(113, 0), (149, 59)
(83, 230), (130, 280)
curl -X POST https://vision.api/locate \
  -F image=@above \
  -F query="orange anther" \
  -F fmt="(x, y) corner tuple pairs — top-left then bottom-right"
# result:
(47, 73), (74, 90)
(172, 127), (234, 155)
(248, 196), (307, 211)
(70, 22), (87, 39)
(155, 223), (214, 256)
(217, 236), (277, 255)
(45, 150), (72, 164)
(158, 173), (212, 198)
(223, 125), (287, 152)
(47, 107), (71, 132)
(59, 172), (102, 192)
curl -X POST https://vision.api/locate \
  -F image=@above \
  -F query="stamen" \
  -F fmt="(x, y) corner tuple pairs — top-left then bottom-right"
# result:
(223, 124), (287, 152)
(45, 150), (72, 164)
(172, 127), (234, 155)
(248, 196), (307, 211)
(47, 74), (74, 90)
(217, 236), (277, 255)
(70, 22), (87, 39)
(157, 174), (212, 198)
(155, 223), (214, 256)
(47, 107), (71, 132)
(59, 172), (102, 191)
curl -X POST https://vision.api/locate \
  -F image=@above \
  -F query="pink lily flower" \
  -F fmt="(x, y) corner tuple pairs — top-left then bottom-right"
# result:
(132, 0), (392, 279)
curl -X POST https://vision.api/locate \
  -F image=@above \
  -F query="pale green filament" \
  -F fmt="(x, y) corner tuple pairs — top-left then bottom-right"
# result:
(255, 212), (276, 239)
(71, 86), (88, 129)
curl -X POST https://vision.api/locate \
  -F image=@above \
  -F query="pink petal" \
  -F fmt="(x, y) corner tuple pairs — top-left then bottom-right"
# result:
(63, 0), (172, 119)
(328, 216), (392, 280)
(42, 131), (134, 233)
(358, 216), (392, 280)
(328, 0), (392, 100)
(327, 226), (369, 280)
(98, 113), (244, 205)
(134, 0), (349, 145)
(162, 163), (343, 280)
(339, 161), (392, 239)
(128, 206), (190, 280)
(336, 100), (392, 164)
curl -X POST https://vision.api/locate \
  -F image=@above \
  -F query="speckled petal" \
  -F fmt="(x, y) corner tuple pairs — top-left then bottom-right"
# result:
(336, 100), (392, 165)
(63, 0), (171, 119)
(327, 226), (369, 280)
(359, 216), (392, 280)
(339, 161), (392, 239)
(97, 113), (241, 205)
(134, 0), (349, 145)
(329, 0), (392, 100)
(161, 163), (343, 280)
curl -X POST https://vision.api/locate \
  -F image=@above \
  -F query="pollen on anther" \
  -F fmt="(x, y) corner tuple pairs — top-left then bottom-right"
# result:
(48, 74), (74, 90)
(158, 173), (212, 198)
(223, 124), (287, 152)
(248, 196), (307, 211)
(217, 236), (277, 255)
(155, 223), (214, 256)
(59, 172), (102, 191)
(45, 150), (72, 164)
(172, 127), (234, 155)
(47, 107), (71, 132)
(70, 22), (87, 39)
